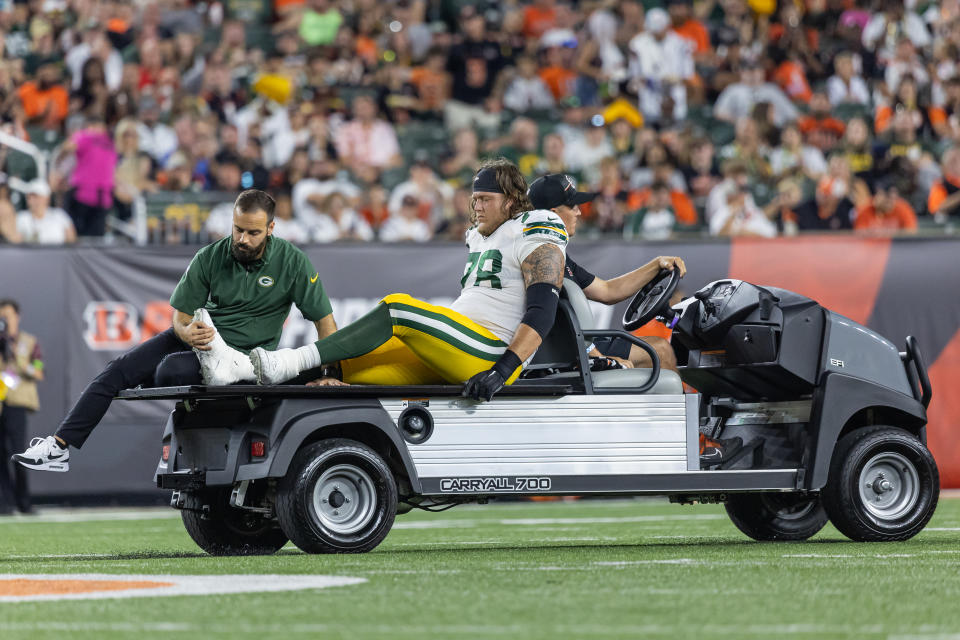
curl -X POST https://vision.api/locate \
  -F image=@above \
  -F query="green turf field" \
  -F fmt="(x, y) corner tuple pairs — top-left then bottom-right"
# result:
(2, 496), (960, 639)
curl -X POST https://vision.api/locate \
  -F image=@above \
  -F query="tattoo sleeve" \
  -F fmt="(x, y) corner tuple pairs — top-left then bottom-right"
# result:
(521, 244), (565, 288)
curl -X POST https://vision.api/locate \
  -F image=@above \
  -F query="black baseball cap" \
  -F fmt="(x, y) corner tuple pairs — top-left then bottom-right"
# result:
(528, 174), (596, 210)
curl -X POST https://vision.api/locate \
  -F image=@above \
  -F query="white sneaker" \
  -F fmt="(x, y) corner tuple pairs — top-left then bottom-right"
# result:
(193, 309), (255, 385)
(13, 436), (69, 472)
(250, 347), (301, 385)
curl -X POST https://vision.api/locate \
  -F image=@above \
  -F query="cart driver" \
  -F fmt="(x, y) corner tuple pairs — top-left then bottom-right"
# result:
(526, 174), (684, 371)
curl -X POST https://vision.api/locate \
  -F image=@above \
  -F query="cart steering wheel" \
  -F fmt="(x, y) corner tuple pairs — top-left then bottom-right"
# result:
(622, 268), (682, 332)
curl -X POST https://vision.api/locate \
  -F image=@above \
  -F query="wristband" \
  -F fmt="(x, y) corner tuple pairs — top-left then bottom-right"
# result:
(492, 350), (523, 379)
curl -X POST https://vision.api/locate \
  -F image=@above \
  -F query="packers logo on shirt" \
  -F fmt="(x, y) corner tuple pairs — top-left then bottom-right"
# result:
(257, 276), (275, 288)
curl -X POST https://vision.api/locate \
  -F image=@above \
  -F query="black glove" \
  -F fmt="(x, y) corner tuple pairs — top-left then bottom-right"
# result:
(462, 350), (522, 402)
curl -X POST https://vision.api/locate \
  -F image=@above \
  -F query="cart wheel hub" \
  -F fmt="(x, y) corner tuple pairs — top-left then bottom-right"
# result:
(858, 452), (920, 521)
(312, 463), (377, 536)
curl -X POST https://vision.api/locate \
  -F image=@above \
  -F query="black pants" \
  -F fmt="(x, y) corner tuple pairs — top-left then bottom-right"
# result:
(0, 404), (31, 512)
(67, 192), (110, 237)
(55, 328), (200, 448)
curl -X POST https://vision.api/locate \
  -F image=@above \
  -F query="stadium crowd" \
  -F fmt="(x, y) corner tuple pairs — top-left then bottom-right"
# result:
(0, 0), (959, 245)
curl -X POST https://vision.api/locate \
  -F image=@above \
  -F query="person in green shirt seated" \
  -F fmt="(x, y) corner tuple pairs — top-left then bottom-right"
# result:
(13, 190), (339, 473)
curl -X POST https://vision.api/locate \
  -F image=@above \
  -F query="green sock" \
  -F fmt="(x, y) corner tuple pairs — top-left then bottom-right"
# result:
(314, 302), (394, 363)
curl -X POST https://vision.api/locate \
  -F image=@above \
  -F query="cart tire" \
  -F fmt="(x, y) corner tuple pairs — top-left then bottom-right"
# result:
(822, 426), (939, 542)
(276, 438), (397, 554)
(725, 492), (828, 541)
(181, 488), (288, 556)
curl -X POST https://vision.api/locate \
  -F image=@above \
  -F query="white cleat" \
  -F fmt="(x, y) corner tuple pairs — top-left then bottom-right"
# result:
(250, 347), (301, 385)
(193, 308), (255, 385)
(13, 436), (69, 472)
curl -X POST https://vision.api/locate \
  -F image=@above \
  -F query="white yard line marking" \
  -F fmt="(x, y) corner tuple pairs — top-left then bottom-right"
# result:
(0, 510), (180, 524)
(0, 621), (903, 636)
(0, 574), (365, 602)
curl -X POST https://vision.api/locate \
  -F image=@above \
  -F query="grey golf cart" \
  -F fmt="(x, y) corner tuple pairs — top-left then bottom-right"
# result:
(119, 271), (938, 555)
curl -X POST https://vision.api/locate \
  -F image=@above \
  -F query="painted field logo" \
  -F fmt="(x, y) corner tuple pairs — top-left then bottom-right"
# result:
(258, 276), (275, 288)
(82, 302), (141, 351)
(0, 574), (366, 602)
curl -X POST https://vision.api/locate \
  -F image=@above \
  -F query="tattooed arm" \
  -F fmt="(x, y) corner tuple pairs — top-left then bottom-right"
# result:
(507, 243), (565, 362)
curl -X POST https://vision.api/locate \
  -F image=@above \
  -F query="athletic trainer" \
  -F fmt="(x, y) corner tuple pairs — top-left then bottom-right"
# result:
(14, 189), (337, 472)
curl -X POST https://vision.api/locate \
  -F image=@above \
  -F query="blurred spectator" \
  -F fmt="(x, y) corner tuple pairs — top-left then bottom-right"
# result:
(928, 147), (960, 222)
(862, 0), (930, 65)
(680, 137), (722, 210)
(839, 117), (877, 186)
(931, 76), (960, 142)
(136, 95), (177, 166)
(875, 75), (930, 137)
(0, 182), (19, 244)
(495, 117), (543, 177)
(854, 178), (918, 233)
(359, 185), (390, 230)
(584, 157), (638, 233)
(628, 8), (693, 123)
(334, 94), (402, 174)
(885, 40), (929, 94)
(15, 180), (75, 245)
(210, 153), (243, 192)
(312, 191), (373, 243)
(160, 151), (198, 192)
(523, 0), (558, 39)
(788, 177), (856, 232)
(64, 118), (117, 237)
(292, 159), (361, 227)
(827, 52), (870, 106)
(565, 118), (613, 186)
(444, 6), (508, 132)
(503, 55), (555, 113)
(707, 160), (777, 237)
(388, 156), (454, 229)
(283, 0), (343, 47)
(17, 63), (69, 130)
(624, 180), (678, 240)
(575, 9), (628, 106)
(270, 191), (311, 244)
(876, 110), (929, 188)
(769, 123), (827, 182)
(714, 62), (799, 127)
(441, 128), (482, 186)
(718, 117), (772, 182)
(668, 0), (710, 58)
(380, 194), (433, 242)
(538, 43), (578, 103)
(635, 162), (699, 229)
(532, 132), (577, 180)
(798, 91), (846, 153)
(65, 25), (122, 93)
(410, 47), (453, 117)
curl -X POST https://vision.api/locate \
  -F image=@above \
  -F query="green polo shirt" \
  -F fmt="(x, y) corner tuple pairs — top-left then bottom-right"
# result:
(170, 236), (333, 352)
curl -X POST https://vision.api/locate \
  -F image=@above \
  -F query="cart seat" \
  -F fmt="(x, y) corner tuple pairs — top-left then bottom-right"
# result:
(532, 279), (683, 394)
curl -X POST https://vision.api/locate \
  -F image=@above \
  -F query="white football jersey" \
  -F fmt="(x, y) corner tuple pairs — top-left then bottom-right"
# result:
(450, 210), (568, 343)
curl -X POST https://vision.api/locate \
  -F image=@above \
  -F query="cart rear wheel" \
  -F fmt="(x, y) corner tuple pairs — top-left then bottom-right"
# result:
(276, 438), (397, 553)
(181, 488), (288, 556)
(822, 426), (938, 542)
(725, 492), (829, 541)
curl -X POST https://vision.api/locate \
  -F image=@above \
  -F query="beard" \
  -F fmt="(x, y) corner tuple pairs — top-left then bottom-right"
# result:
(231, 240), (261, 264)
